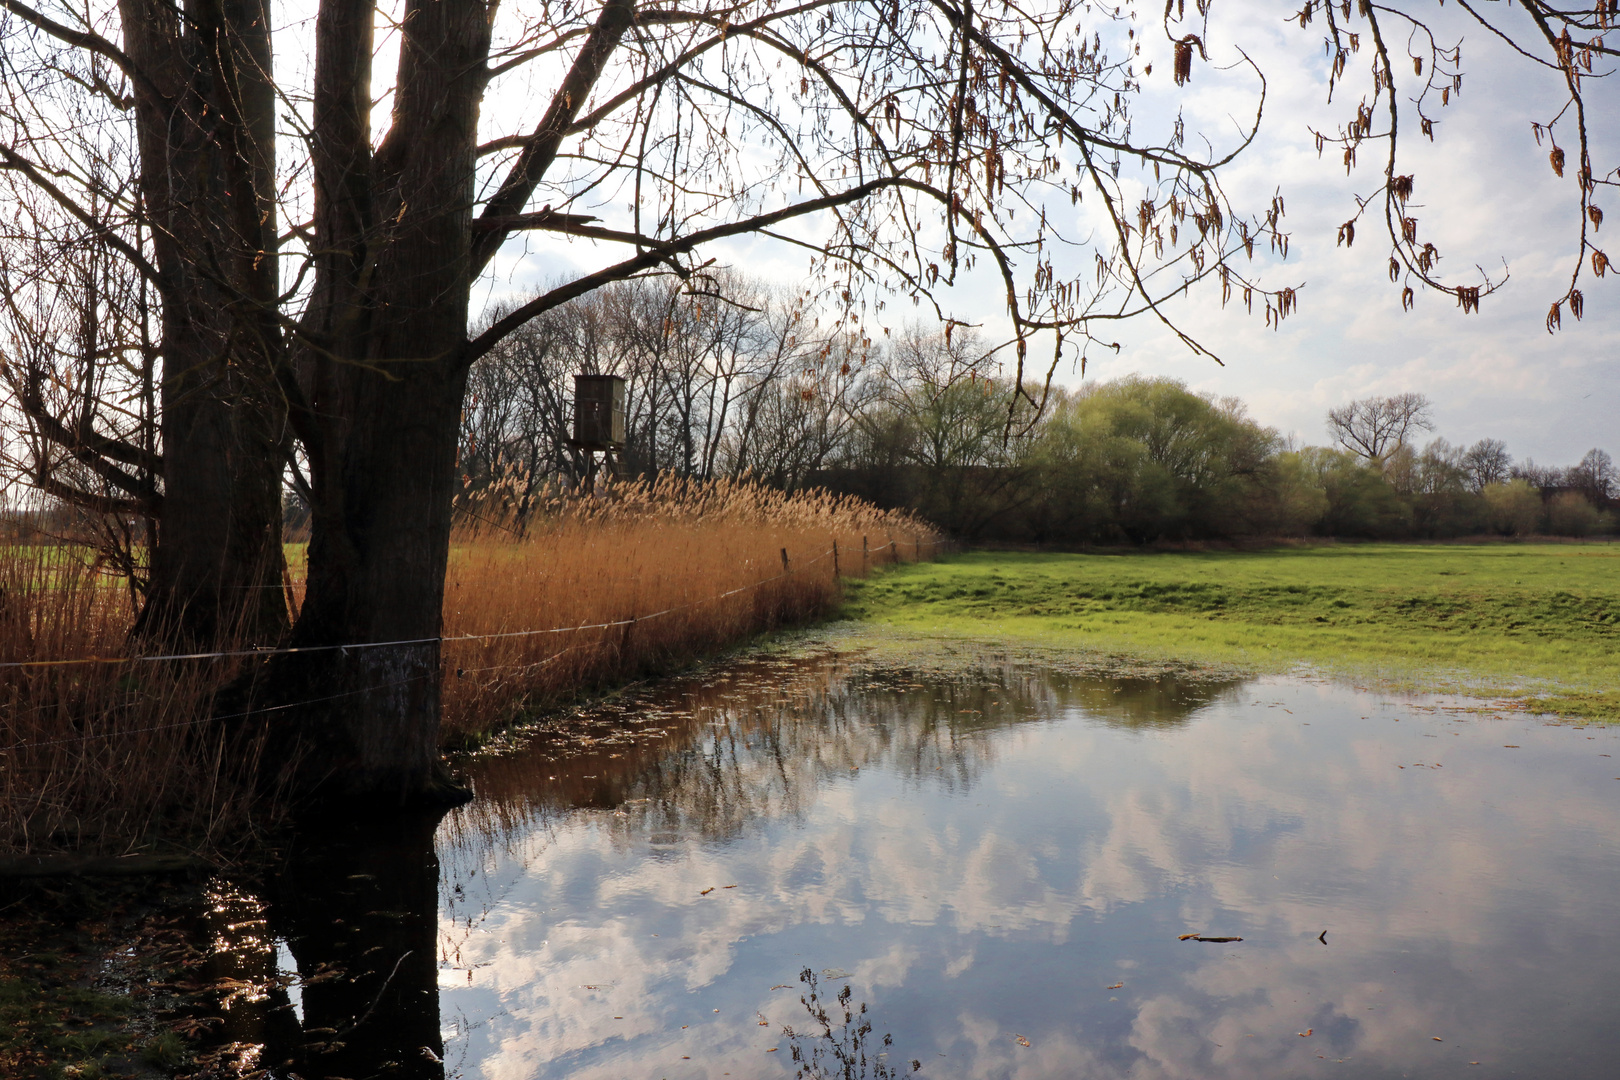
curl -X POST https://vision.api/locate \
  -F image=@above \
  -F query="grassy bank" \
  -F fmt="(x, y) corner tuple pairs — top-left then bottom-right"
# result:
(841, 543), (1620, 717)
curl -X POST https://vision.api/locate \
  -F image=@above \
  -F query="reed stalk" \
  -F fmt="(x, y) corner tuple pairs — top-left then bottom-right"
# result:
(0, 479), (939, 855)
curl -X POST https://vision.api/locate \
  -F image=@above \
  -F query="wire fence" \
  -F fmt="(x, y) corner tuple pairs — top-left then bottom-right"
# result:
(0, 536), (949, 754)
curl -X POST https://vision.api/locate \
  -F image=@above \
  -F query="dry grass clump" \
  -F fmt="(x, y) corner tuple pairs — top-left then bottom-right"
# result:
(440, 475), (941, 743)
(0, 546), (264, 857)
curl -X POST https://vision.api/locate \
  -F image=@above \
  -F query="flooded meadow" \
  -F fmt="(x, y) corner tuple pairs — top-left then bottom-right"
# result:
(194, 645), (1620, 1079)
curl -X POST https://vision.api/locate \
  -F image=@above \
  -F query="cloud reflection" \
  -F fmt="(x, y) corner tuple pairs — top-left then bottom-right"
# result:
(204, 651), (1620, 1079)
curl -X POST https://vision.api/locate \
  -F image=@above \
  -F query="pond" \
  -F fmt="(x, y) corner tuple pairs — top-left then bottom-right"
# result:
(199, 646), (1620, 1079)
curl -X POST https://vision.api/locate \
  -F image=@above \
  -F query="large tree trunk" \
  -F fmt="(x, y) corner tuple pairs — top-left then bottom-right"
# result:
(265, 0), (491, 802)
(122, 0), (290, 648)
(275, 362), (470, 800)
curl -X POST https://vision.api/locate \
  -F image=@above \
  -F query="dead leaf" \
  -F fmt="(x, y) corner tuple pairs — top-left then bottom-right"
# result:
(1015, 1035), (1031, 1048)
(1106, 983), (1124, 990)
(1299, 1029), (1313, 1037)
(700, 887), (714, 896)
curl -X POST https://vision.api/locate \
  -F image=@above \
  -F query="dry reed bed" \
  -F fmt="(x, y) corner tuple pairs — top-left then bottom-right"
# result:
(0, 547), (258, 856)
(0, 479), (938, 855)
(441, 476), (940, 743)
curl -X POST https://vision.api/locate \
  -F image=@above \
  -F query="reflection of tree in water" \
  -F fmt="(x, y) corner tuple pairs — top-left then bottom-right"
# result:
(442, 649), (1246, 867)
(184, 648), (1247, 1079)
(1040, 670), (1245, 730)
(189, 810), (452, 1080)
(443, 652), (1005, 861)
(782, 967), (921, 1079)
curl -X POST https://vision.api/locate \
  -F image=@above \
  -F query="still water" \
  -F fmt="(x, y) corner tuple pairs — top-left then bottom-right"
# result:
(206, 649), (1620, 1079)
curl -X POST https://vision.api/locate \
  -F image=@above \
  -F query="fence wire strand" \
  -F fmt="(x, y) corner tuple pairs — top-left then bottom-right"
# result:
(0, 537), (944, 753)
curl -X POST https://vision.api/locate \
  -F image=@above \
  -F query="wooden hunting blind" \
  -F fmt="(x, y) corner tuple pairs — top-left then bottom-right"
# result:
(571, 374), (625, 450)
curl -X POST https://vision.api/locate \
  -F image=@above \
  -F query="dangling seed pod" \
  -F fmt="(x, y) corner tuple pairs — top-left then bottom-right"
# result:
(1174, 40), (1193, 85)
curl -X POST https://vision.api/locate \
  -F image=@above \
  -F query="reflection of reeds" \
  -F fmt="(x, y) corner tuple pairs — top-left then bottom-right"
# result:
(0, 479), (937, 856)
(441, 475), (939, 744)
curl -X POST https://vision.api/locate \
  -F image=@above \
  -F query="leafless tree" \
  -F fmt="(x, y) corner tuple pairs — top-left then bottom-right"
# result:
(726, 325), (876, 488)
(0, 187), (163, 605)
(1568, 447), (1616, 503)
(1461, 438), (1513, 493)
(462, 276), (873, 490)
(1326, 392), (1435, 462)
(1512, 458), (1566, 491)
(459, 305), (578, 519)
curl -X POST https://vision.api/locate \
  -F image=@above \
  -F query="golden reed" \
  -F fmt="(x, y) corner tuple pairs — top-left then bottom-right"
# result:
(0, 478), (937, 855)
(441, 474), (940, 743)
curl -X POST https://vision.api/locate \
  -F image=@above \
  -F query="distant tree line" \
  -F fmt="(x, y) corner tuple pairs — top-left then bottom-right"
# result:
(454, 281), (1613, 543)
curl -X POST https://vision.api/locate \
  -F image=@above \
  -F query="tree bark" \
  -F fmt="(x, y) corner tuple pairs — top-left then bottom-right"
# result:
(265, 0), (492, 802)
(121, 0), (290, 648)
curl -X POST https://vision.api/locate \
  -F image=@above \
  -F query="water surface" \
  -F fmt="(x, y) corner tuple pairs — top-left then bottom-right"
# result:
(210, 650), (1620, 1079)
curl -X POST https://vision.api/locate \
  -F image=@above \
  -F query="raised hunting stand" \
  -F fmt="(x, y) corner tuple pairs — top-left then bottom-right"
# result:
(570, 374), (626, 494)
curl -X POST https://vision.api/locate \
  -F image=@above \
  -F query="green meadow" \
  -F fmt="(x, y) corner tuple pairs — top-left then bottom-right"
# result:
(841, 543), (1620, 718)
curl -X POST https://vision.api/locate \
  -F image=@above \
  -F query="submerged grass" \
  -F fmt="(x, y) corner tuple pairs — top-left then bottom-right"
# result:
(840, 543), (1620, 718)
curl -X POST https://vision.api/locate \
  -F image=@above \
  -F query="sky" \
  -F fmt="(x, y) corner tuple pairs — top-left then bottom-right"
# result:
(1076, 1), (1620, 465)
(477, 0), (1617, 466)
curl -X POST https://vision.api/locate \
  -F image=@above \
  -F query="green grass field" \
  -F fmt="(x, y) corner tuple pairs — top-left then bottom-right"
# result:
(841, 543), (1620, 718)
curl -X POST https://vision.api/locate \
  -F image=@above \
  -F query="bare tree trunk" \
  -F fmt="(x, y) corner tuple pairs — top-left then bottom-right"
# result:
(122, 0), (290, 648)
(264, 0), (490, 802)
